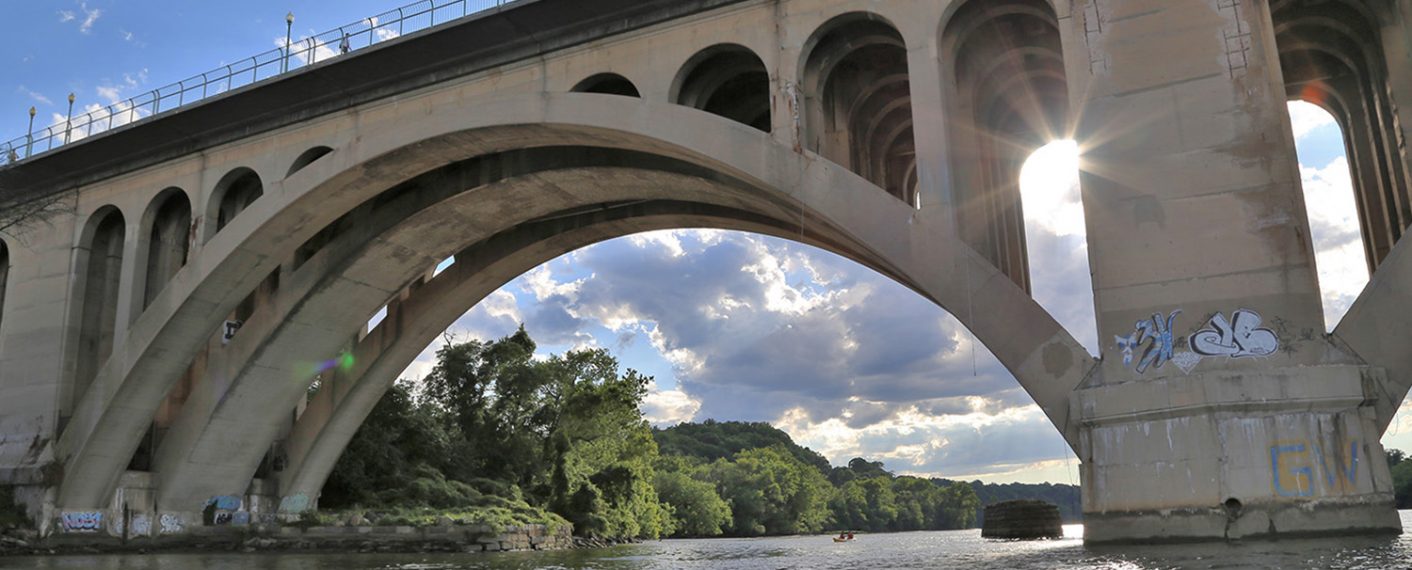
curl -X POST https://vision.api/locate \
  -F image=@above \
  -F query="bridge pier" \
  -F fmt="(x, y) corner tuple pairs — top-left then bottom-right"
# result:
(1068, 0), (1403, 541)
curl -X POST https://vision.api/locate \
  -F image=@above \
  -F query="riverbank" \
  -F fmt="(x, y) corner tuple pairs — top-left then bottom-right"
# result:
(0, 522), (643, 557)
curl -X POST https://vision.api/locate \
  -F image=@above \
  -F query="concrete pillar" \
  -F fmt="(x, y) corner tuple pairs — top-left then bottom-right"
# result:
(1069, 0), (1399, 541)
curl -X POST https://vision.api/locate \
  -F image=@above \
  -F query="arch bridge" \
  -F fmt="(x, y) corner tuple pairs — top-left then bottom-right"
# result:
(1, 0), (1411, 543)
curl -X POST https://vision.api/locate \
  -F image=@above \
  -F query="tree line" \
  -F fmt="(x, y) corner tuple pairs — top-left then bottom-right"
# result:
(321, 328), (1075, 539)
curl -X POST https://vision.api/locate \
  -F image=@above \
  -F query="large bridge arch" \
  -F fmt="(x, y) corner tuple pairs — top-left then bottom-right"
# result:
(53, 93), (1092, 511)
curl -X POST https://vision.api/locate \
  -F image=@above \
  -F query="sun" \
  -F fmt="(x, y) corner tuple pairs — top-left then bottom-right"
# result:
(1019, 140), (1085, 237)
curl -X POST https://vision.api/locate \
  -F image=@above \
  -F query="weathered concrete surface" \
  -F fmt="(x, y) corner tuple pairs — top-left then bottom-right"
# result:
(0, 0), (1408, 546)
(981, 500), (1063, 540)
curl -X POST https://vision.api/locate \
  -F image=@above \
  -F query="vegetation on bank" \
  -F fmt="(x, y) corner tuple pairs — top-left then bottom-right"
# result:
(322, 328), (1075, 540)
(1390, 449), (1412, 509)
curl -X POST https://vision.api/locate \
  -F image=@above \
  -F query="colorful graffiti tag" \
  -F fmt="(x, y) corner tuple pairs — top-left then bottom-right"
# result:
(59, 511), (103, 533)
(1191, 309), (1279, 358)
(130, 513), (152, 537)
(1115, 311), (1181, 373)
(1271, 439), (1360, 497)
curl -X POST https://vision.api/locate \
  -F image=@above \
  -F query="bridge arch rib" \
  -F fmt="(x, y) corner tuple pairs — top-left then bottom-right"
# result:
(53, 94), (1093, 510)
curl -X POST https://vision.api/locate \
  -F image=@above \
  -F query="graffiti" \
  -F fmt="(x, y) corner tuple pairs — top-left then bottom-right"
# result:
(278, 493), (311, 514)
(130, 514), (151, 537)
(207, 495), (241, 511)
(1115, 311), (1181, 373)
(1271, 439), (1359, 497)
(222, 320), (244, 345)
(231, 512), (251, 526)
(159, 513), (183, 535)
(60, 511), (103, 533)
(1171, 351), (1202, 374)
(1191, 309), (1279, 358)
(213, 512), (234, 525)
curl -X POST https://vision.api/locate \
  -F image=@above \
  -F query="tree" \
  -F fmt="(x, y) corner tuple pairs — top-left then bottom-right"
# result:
(654, 470), (731, 536)
(707, 446), (832, 536)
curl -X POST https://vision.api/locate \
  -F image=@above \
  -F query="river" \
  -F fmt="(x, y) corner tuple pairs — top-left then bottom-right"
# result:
(5, 511), (1411, 569)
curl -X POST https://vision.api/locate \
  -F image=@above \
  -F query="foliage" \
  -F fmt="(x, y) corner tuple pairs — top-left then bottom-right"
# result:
(655, 420), (831, 474)
(1392, 448), (1412, 509)
(325, 327), (672, 539)
(964, 480), (1082, 523)
(325, 330), (1062, 541)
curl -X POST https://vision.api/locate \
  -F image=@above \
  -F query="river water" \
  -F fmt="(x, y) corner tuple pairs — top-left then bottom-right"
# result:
(5, 512), (1411, 569)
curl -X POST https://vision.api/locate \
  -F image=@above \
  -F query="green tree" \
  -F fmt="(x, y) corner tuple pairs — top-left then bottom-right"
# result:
(707, 446), (832, 536)
(1392, 452), (1412, 509)
(654, 469), (731, 536)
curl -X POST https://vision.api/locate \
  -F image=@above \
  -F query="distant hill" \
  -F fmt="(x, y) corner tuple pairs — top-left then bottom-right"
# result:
(653, 420), (832, 474)
(962, 480), (1082, 522)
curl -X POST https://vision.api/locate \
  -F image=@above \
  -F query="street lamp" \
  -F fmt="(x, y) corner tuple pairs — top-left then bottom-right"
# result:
(65, 93), (76, 144)
(284, 12), (295, 73)
(26, 106), (36, 158)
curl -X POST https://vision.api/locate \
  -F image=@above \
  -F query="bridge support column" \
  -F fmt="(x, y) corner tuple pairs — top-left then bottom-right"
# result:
(1069, 0), (1400, 542)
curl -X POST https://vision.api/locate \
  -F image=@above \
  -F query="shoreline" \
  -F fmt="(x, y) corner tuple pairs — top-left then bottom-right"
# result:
(0, 523), (645, 557)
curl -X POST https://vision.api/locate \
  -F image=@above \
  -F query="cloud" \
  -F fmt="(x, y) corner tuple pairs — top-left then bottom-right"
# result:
(1288, 100), (1337, 140)
(1300, 156), (1368, 328)
(58, 3), (102, 34)
(16, 86), (52, 106)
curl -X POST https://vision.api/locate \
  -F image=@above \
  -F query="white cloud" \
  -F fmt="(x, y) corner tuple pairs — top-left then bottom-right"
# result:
(58, 3), (102, 34)
(17, 86), (51, 106)
(57, 10), (75, 23)
(1288, 100), (1338, 140)
(1301, 156), (1369, 328)
(642, 380), (701, 426)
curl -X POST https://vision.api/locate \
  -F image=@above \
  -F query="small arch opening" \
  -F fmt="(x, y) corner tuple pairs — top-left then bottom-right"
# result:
(288, 146), (334, 178)
(1287, 100), (1368, 331)
(1020, 140), (1097, 354)
(143, 188), (193, 308)
(0, 240), (8, 340)
(74, 207), (126, 420)
(209, 168), (264, 238)
(941, 0), (1069, 291)
(572, 73), (641, 98)
(801, 14), (916, 204)
(673, 44), (771, 132)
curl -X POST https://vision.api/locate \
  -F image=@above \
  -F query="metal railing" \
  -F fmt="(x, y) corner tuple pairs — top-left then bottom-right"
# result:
(2, 0), (509, 167)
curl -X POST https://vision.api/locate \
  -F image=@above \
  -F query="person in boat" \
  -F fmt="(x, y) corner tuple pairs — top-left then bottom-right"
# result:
(847, 532), (855, 540)
(838, 531), (847, 540)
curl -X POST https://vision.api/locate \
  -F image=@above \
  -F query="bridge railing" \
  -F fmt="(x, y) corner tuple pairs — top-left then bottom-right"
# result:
(1, 0), (507, 168)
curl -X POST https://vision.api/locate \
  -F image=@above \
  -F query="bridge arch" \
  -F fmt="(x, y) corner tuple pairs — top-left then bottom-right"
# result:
(572, 73), (641, 98)
(68, 206), (126, 426)
(205, 167), (264, 241)
(287, 146), (335, 178)
(0, 239), (8, 342)
(939, 0), (1069, 293)
(137, 187), (193, 309)
(53, 94), (1092, 511)
(1272, 0), (1410, 273)
(799, 12), (916, 205)
(671, 44), (771, 132)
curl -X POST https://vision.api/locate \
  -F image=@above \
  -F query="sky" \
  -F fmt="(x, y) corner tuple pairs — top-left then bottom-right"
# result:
(6, 1), (1411, 485)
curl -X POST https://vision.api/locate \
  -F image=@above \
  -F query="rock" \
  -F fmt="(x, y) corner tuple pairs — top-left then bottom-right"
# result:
(981, 499), (1064, 540)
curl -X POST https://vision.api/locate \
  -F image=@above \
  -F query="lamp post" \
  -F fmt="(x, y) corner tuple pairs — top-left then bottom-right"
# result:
(26, 106), (36, 158)
(284, 12), (295, 73)
(64, 93), (76, 144)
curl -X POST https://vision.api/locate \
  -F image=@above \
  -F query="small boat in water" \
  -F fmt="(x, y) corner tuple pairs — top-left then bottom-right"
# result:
(832, 532), (856, 542)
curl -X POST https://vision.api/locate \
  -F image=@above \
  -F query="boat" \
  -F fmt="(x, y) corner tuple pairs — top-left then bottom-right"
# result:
(832, 537), (852, 543)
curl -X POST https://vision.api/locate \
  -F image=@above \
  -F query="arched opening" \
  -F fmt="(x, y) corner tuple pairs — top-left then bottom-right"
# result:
(143, 188), (192, 308)
(1272, 0), (1410, 272)
(288, 146), (334, 178)
(572, 73), (641, 98)
(73, 207), (126, 420)
(801, 14), (917, 204)
(941, 0), (1069, 292)
(672, 45), (771, 132)
(209, 168), (264, 238)
(1020, 140), (1097, 353)
(1286, 101), (1368, 330)
(0, 240), (8, 340)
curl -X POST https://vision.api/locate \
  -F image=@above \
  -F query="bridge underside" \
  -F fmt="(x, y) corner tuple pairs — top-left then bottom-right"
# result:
(0, 0), (1410, 545)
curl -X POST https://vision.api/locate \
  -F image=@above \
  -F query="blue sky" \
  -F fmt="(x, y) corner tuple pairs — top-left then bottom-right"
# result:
(6, 1), (1409, 484)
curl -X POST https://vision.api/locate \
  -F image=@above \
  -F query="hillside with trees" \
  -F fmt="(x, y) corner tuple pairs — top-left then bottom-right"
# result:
(322, 328), (1081, 539)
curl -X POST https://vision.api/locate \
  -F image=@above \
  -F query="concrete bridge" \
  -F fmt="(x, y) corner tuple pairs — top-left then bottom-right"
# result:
(0, 0), (1409, 544)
